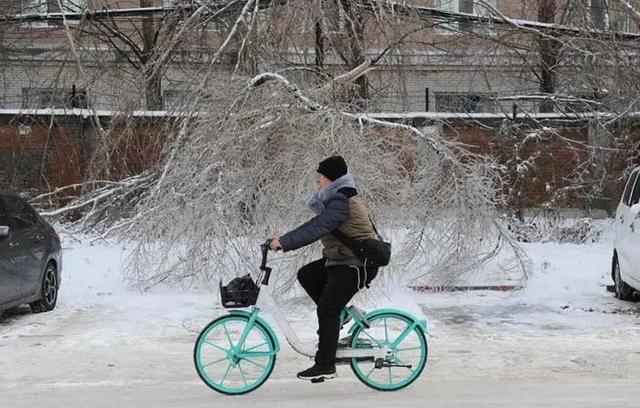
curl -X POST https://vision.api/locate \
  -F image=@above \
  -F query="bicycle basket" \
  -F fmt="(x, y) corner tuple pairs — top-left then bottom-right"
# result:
(219, 274), (260, 308)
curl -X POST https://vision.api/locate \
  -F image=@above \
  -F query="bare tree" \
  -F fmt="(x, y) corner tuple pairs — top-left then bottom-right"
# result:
(7, 0), (640, 290)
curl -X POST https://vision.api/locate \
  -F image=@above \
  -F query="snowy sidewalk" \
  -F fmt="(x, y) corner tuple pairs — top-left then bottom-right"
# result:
(1, 231), (640, 407)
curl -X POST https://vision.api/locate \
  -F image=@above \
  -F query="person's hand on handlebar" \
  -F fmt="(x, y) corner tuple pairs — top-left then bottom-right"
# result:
(269, 237), (283, 251)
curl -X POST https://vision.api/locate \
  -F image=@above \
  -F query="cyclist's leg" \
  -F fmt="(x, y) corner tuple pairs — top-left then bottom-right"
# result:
(297, 258), (328, 305)
(315, 266), (360, 366)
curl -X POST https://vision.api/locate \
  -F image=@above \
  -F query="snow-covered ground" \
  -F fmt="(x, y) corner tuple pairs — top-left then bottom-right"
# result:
(1, 224), (640, 407)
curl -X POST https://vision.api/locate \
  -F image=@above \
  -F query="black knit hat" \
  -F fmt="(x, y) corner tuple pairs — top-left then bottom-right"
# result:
(317, 155), (348, 181)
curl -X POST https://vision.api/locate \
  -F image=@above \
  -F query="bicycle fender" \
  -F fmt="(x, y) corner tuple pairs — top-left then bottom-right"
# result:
(348, 308), (428, 335)
(228, 309), (281, 352)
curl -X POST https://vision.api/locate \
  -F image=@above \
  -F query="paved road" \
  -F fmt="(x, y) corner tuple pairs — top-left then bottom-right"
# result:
(2, 299), (640, 408)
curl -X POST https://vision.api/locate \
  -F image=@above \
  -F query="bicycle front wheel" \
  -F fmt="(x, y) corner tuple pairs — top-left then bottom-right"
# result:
(350, 312), (428, 391)
(194, 314), (277, 395)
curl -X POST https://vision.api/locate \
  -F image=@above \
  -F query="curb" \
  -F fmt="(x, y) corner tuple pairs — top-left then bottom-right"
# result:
(411, 285), (524, 293)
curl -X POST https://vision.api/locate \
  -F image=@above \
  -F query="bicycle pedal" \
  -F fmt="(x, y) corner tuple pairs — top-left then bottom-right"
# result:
(310, 378), (325, 384)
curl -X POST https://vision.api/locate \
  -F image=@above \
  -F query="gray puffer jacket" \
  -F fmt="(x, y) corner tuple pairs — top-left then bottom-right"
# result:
(279, 187), (377, 267)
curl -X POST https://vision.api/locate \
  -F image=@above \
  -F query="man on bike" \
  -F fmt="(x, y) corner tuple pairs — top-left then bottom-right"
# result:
(269, 155), (378, 381)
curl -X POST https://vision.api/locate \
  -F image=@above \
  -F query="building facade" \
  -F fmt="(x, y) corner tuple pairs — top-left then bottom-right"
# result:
(1, 0), (639, 113)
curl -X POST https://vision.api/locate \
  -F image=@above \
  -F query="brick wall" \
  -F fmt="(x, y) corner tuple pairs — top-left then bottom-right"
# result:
(1, 111), (639, 214)
(0, 112), (166, 197)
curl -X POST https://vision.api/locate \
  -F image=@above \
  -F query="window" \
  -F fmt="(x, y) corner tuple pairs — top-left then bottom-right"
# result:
(567, 0), (638, 33)
(565, 0), (591, 28)
(163, 89), (189, 110)
(2, 196), (39, 232)
(0, 201), (9, 228)
(21, 0), (87, 27)
(607, 0), (637, 33)
(325, 0), (346, 33)
(22, 87), (88, 109)
(590, 0), (607, 30)
(434, 0), (459, 33)
(434, 0), (498, 35)
(630, 172), (640, 206)
(435, 92), (496, 113)
(622, 170), (639, 206)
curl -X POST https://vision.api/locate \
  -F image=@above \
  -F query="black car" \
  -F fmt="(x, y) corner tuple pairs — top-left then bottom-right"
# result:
(0, 193), (62, 315)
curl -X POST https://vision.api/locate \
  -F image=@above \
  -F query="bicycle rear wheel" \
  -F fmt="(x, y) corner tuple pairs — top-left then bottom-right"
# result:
(350, 312), (428, 391)
(194, 314), (277, 395)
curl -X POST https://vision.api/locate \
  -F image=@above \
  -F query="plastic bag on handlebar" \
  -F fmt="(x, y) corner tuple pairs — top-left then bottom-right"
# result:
(220, 274), (259, 308)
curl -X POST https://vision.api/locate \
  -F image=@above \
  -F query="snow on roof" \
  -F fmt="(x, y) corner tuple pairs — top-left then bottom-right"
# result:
(364, 111), (640, 121)
(0, 108), (637, 122)
(0, 108), (181, 118)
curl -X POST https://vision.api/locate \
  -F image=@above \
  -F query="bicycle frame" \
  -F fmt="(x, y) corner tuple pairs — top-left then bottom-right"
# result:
(251, 284), (391, 359)
(231, 243), (392, 361)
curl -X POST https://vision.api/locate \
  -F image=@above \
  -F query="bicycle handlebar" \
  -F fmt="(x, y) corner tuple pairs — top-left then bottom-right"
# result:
(259, 240), (272, 286)
(260, 240), (271, 270)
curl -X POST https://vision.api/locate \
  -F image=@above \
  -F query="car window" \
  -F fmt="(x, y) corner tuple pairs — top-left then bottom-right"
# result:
(631, 173), (640, 206)
(622, 171), (639, 206)
(2, 196), (39, 231)
(0, 200), (9, 227)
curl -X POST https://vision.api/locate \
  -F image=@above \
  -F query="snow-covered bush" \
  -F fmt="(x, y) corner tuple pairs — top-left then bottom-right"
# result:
(507, 214), (604, 244)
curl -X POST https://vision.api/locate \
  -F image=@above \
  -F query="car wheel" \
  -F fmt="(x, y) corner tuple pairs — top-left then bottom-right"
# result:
(30, 263), (58, 313)
(613, 255), (634, 301)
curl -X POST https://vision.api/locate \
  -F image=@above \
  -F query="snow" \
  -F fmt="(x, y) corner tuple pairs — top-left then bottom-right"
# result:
(1, 223), (640, 406)
(4, 108), (640, 123)
(0, 108), (181, 118)
(364, 110), (640, 121)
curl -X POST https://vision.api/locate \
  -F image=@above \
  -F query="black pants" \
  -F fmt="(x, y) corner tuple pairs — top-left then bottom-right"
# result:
(297, 258), (377, 366)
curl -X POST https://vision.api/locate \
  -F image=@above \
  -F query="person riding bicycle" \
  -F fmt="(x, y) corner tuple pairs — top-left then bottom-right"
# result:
(269, 155), (378, 381)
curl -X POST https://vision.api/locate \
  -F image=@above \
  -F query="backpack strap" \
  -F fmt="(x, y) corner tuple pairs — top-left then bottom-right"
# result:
(368, 215), (383, 240)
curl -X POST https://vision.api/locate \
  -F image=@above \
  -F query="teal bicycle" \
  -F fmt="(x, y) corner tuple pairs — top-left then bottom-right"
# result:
(193, 241), (428, 395)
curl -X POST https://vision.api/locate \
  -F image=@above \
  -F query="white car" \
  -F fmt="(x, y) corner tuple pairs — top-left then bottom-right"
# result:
(613, 166), (640, 300)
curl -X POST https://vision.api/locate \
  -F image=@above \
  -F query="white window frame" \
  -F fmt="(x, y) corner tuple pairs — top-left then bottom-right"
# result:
(21, 0), (47, 28)
(434, 0), (498, 36)
(434, 0), (459, 35)
(21, 0), (87, 28)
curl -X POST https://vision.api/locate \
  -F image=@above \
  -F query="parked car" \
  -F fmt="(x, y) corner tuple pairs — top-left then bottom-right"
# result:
(0, 193), (62, 315)
(613, 166), (640, 300)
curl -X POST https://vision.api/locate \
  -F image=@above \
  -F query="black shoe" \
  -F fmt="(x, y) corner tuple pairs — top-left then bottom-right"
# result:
(296, 363), (337, 381)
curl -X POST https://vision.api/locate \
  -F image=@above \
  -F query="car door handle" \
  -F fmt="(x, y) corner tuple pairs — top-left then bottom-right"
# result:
(9, 241), (20, 248)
